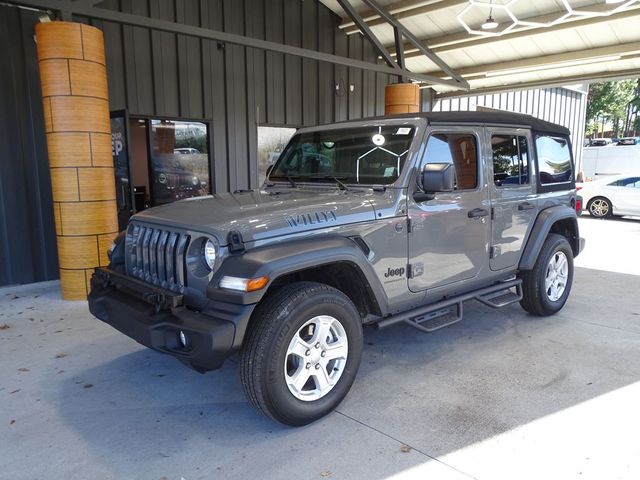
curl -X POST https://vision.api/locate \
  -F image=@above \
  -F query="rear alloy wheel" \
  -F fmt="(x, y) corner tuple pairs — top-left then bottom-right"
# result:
(588, 197), (612, 218)
(241, 282), (362, 426)
(520, 233), (574, 316)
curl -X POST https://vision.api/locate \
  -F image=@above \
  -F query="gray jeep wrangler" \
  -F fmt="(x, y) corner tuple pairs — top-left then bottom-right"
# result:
(89, 111), (584, 426)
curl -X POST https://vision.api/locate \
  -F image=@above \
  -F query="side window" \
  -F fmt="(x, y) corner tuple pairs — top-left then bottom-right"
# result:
(491, 134), (529, 186)
(423, 133), (478, 190)
(616, 177), (640, 188)
(535, 135), (573, 185)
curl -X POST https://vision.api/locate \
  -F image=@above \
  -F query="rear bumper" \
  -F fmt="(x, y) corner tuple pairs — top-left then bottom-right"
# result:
(88, 268), (254, 371)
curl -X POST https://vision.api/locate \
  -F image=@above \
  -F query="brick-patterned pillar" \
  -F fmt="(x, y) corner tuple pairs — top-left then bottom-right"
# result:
(35, 21), (118, 300)
(385, 83), (420, 115)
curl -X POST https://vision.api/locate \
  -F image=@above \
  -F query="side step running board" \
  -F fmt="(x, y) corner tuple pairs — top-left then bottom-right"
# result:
(376, 278), (522, 332)
(404, 303), (462, 333)
(476, 283), (522, 308)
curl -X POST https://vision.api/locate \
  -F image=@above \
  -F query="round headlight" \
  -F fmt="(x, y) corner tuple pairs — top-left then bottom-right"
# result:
(203, 239), (217, 270)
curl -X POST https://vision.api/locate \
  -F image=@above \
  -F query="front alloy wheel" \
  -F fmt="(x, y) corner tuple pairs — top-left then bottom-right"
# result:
(284, 315), (348, 401)
(241, 282), (363, 426)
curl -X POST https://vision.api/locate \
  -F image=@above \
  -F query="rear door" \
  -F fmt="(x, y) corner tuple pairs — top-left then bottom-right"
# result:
(487, 129), (538, 271)
(407, 127), (490, 292)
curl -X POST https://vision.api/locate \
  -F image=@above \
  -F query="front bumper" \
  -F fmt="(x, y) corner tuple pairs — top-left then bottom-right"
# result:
(88, 268), (254, 371)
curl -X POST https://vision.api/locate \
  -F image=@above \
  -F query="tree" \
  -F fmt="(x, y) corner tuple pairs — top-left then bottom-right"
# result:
(586, 80), (637, 138)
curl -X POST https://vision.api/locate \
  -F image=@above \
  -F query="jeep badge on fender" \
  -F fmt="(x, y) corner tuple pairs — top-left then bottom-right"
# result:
(89, 111), (584, 426)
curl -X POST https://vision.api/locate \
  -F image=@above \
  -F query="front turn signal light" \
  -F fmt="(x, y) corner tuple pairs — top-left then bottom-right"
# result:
(220, 275), (269, 292)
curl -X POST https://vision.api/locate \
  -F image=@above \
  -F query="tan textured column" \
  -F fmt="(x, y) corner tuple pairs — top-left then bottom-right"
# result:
(385, 83), (420, 115)
(36, 21), (118, 300)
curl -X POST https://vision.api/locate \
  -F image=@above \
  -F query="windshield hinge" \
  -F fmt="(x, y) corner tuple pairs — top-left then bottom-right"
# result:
(227, 230), (245, 253)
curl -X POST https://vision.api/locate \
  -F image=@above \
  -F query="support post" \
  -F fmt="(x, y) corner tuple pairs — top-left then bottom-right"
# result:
(35, 21), (118, 300)
(385, 83), (420, 115)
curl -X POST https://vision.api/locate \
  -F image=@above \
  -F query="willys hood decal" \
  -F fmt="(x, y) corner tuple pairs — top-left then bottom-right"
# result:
(131, 188), (379, 244)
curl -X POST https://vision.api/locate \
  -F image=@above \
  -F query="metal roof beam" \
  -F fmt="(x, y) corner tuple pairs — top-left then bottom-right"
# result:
(359, 0), (469, 89)
(397, 3), (640, 58)
(5, 0), (466, 88)
(434, 68), (640, 99)
(340, 0), (467, 35)
(422, 42), (640, 80)
(335, 0), (402, 72)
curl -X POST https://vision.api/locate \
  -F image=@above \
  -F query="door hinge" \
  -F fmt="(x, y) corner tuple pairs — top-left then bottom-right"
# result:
(406, 217), (412, 233)
(490, 246), (501, 259)
(491, 207), (495, 220)
(407, 262), (423, 278)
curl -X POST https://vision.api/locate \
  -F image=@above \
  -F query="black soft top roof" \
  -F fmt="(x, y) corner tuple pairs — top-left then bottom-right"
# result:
(365, 111), (570, 136)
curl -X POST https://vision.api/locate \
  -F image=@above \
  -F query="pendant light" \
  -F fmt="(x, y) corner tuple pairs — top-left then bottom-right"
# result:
(481, 0), (499, 30)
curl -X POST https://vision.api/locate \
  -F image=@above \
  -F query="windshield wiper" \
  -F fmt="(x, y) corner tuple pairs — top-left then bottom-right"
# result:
(285, 175), (298, 188)
(307, 175), (350, 191)
(268, 175), (298, 188)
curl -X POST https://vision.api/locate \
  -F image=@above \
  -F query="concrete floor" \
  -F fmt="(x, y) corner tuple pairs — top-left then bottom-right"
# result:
(2, 216), (640, 480)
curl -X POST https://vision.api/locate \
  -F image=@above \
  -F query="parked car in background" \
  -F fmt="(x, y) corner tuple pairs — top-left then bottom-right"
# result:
(578, 174), (640, 218)
(581, 144), (640, 179)
(617, 137), (640, 146)
(589, 138), (613, 147)
(173, 147), (201, 154)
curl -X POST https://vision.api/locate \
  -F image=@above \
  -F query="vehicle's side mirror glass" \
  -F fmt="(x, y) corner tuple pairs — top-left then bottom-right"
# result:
(414, 163), (454, 201)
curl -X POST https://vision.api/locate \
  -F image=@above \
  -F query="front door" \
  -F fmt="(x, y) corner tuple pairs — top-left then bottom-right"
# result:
(487, 129), (538, 271)
(408, 128), (491, 292)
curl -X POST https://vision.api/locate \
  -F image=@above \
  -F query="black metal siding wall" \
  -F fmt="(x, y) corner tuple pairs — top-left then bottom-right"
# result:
(76, 0), (394, 194)
(0, 7), (59, 287)
(0, 0), (392, 287)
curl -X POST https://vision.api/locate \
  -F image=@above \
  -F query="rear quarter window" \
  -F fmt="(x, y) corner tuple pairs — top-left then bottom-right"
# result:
(535, 135), (574, 190)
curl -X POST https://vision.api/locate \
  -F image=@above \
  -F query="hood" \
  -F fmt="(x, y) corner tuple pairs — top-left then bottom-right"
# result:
(131, 188), (379, 243)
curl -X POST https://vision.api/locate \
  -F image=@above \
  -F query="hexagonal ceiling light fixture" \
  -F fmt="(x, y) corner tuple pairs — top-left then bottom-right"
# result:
(457, 1), (519, 37)
(562, 0), (639, 17)
(457, 0), (640, 36)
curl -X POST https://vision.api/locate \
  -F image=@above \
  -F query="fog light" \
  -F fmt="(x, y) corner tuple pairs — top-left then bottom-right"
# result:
(178, 330), (189, 348)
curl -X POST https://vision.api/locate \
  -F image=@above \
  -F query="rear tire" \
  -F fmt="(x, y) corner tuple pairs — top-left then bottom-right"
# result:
(587, 196), (612, 218)
(520, 234), (574, 316)
(240, 281), (363, 426)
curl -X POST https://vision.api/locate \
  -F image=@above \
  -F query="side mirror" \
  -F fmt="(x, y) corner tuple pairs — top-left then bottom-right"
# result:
(414, 163), (455, 202)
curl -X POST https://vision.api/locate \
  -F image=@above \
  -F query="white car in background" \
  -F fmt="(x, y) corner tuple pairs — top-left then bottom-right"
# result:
(578, 174), (640, 218)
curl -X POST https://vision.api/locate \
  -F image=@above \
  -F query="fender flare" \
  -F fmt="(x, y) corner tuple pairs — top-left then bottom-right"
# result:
(206, 235), (389, 344)
(519, 205), (581, 271)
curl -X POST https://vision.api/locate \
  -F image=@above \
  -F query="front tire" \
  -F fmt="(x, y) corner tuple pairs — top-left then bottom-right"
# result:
(587, 196), (612, 218)
(519, 234), (574, 316)
(240, 282), (363, 426)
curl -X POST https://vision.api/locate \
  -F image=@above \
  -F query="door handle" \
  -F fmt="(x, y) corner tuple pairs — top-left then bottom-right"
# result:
(518, 202), (535, 211)
(468, 208), (489, 218)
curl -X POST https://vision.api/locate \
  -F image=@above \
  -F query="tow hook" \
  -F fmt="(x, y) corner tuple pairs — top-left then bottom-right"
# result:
(143, 292), (166, 313)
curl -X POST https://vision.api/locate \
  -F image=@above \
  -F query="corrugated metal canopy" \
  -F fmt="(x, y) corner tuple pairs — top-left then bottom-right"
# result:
(320, 0), (640, 94)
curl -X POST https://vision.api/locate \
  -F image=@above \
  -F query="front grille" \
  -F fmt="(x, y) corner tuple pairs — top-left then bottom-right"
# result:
(126, 223), (190, 293)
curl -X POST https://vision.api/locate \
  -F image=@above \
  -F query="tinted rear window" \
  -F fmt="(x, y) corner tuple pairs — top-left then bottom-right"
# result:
(535, 135), (573, 185)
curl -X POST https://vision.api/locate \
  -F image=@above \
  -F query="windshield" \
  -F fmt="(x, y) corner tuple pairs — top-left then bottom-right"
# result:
(268, 125), (416, 185)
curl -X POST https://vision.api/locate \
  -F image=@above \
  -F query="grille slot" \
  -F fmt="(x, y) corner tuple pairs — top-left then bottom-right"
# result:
(127, 224), (190, 293)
